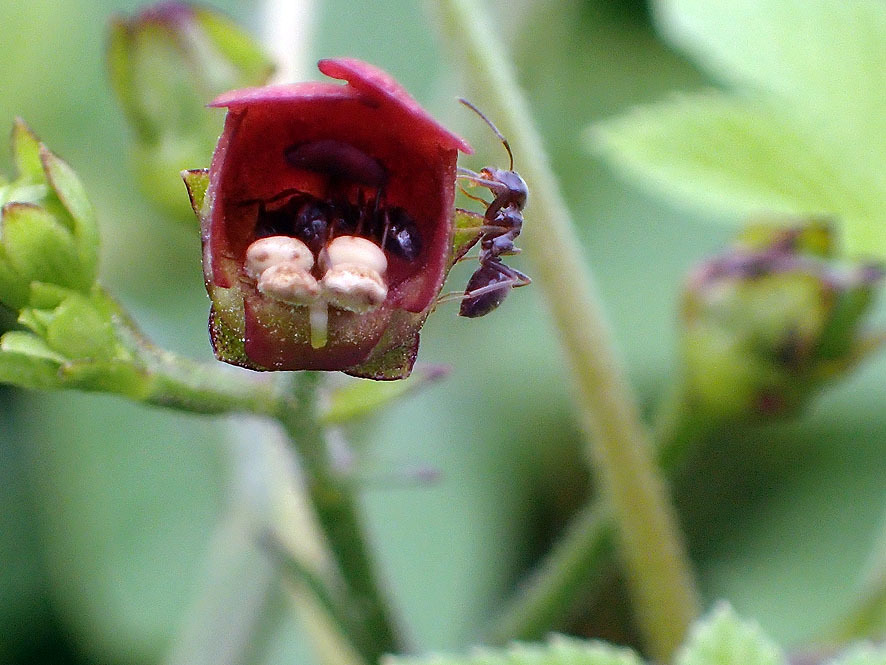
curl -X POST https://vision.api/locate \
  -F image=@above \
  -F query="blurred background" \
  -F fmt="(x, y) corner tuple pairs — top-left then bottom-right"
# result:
(1, 0), (884, 663)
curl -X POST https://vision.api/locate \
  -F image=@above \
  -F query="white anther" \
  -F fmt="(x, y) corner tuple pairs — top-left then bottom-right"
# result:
(321, 265), (388, 313)
(319, 235), (388, 276)
(257, 262), (320, 304)
(245, 236), (314, 280)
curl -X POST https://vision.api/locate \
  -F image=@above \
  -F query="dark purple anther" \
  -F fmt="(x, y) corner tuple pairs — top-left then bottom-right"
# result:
(285, 140), (388, 188)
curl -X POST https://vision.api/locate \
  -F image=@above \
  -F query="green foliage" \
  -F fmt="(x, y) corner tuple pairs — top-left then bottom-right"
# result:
(0, 125), (155, 398)
(383, 635), (644, 665)
(386, 605), (886, 665)
(675, 603), (783, 665)
(590, 0), (886, 259)
(322, 364), (449, 424)
(827, 643), (886, 665)
(0, 120), (99, 310)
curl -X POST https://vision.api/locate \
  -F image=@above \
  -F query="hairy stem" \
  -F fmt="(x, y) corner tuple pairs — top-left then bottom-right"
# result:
(432, 2), (701, 659)
(142, 350), (282, 416)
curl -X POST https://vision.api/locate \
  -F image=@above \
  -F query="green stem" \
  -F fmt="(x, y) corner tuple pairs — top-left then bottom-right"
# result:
(142, 350), (282, 416)
(432, 2), (701, 659)
(488, 384), (715, 643)
(276, 372), (403, 662)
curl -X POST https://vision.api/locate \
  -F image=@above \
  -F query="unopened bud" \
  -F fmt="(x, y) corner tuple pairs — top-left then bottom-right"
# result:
(107, 3), (273, 219)
(681, 220), (883, 419)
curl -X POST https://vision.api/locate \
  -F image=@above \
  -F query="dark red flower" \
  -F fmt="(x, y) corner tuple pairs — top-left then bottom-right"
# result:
(186, 58), (471, 379)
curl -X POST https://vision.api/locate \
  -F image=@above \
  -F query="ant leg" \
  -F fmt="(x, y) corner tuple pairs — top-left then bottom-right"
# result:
(354, 189), (367, 235)
(509, 267), (532, 288)
(236, 187), (303, 207)
(454, 253), (480, 264)
(380, 208), (391, 250)
(456, 172), (502, 191)
(458, 184), (491, 207)
(435, 269), (525, 306)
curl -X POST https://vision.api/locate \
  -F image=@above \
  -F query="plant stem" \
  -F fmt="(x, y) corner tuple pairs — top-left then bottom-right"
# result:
(276, 372), (403, 662)
(142, 350), (282, 416)
(432, 2), (701, 659)
(488, 383), (715, 643)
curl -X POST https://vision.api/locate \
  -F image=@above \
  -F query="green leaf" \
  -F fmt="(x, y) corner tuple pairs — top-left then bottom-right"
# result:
(40, 146), (100, 281)
(11, 118), (44, 183)
(652, 0), (886, 138)
(383, 636), (645, 665)
(675, 603), (784, 665)
(825, 643), (886, 665)
(589, 92), (886, 257)
(322, 364), (449, 424)
(27, 281), (74, 310)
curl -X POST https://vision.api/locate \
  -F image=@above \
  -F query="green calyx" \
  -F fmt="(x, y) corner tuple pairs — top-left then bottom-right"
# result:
(0, 122), (155, 397)
(0, 119), (99, 311)
(0, 282), (150, 397)
(681, 220), (883, 420)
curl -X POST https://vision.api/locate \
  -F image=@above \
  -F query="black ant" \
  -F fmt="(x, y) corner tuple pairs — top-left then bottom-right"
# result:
(450, 98), (531, 318)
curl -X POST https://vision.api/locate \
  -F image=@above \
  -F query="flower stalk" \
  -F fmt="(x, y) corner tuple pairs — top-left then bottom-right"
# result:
(275, 372), (404, 661)
(431, 0), (701, 659)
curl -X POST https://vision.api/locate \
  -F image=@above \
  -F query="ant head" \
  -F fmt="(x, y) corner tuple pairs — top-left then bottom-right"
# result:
(459, 98), (515, 171)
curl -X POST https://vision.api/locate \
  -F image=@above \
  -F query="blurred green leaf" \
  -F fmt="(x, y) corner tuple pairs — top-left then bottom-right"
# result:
(652, 0), (886, 136)
(676, 603), (784, 665)
(590, 93), (886, 257)
(191, 6), (275, 86)
(383, 635), (645, 665)
(108, 3), (273, 222)
(322, 364), (449, 425)
(1, 330), (66, 362)
(42, 291), (119, 361)
(593, 0), (886, 259)
(826, 643), (886, 665)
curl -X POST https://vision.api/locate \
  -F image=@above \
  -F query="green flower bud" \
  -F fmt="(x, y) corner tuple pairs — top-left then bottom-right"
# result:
(0, 282), (150, 396)
(107, 2), (274, 219)
(681, 220), (883, 420)
(0, 120), (99, 310)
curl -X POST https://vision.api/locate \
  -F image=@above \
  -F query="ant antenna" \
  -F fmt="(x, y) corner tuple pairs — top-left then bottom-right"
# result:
(459, 98), (514, 171)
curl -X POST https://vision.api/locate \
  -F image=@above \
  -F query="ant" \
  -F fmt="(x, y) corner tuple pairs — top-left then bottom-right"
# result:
(451, 98), (531, 318)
